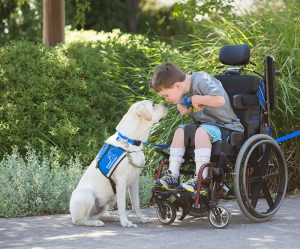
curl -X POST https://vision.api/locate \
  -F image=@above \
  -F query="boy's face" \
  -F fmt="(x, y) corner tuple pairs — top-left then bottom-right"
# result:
(158, 83), (183, 104)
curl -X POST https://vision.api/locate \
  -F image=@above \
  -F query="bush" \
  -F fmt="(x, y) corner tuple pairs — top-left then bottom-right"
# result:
(0, 31), (176, 165)
(0, 147), (157, 217)
(0, 147), (84, 217)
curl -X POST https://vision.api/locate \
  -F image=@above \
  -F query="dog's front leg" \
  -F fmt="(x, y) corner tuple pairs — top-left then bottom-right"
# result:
(129, 178), (153, 224)
(116, 180), (137, 227)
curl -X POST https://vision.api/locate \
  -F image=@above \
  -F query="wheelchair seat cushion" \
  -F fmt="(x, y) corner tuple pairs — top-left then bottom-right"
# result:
(181, 124), (222, 144)
(182, 124), (244, 160)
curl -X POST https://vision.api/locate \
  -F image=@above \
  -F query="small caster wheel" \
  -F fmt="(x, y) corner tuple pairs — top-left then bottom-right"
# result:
(156, 201), (176, 225)
(209, 205), (231, 228)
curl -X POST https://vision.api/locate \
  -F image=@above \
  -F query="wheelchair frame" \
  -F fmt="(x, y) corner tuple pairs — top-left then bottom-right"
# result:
(150, 44), (287, 228)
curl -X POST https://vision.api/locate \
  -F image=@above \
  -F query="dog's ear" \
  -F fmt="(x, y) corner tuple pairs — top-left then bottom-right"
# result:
(135, 103), (152, 121)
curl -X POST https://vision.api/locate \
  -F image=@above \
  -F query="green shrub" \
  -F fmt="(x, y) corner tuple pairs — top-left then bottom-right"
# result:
(0, 147), (158, 217)
(0, 147), (84, 217)
(0, 31), (175, 165)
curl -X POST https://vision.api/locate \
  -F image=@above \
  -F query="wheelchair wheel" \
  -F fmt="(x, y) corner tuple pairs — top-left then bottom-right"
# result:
(209, 206), (231, 228)
(234, 134), (287, 222)
(156, 201), (176, 225)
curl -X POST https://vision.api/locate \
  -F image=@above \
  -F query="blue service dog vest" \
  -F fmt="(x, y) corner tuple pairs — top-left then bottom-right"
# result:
(96, 143), (126, 193)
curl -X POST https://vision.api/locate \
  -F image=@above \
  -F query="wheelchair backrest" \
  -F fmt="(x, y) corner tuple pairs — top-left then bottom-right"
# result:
(215, 45), (260, 139)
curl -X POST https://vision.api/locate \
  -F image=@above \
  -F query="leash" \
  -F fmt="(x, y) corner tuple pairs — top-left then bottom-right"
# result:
(142, 141), (170, 149)
(275, 130), (300, 143)
(125, 151), (147, 169)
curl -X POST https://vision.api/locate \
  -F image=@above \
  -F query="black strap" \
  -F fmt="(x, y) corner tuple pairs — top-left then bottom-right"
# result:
(109, 179), (116, 194)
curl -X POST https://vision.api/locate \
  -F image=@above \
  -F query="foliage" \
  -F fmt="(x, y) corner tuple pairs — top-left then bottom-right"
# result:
(73, 0), (91, 28)
(0, 0), (192, 44)
(65, 0), (128, 31)
(0, 147), (156, 217)
(138, 4), (191, 41)
(172, 0), (235, 28)
(0, 147), (84, 217)
(0, 30), (176, 165)
(0, 0), (42, 44)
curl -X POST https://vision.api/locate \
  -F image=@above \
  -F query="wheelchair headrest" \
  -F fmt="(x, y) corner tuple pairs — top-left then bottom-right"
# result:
(219, 44), (250, 66)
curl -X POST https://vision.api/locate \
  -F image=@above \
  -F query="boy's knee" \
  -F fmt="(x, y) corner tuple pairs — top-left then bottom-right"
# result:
(174, 127), (185, 138)
(195, 127), (211, 141)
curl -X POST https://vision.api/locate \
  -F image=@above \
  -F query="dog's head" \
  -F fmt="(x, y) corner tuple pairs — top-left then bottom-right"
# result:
(116, 100), (168, 142)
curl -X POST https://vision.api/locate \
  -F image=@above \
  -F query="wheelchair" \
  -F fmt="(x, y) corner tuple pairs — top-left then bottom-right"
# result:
(150, 44), (287, 228)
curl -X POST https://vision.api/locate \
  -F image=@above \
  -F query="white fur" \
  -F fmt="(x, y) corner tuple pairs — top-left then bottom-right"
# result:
(70, 100), (168, 227)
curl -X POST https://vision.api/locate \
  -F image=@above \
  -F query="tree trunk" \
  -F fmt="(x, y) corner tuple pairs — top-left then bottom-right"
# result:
(43, 0), (65, 47)
(122, 0), (140, 33)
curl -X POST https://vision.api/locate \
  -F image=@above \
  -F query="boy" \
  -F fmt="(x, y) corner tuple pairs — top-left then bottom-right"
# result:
(150, 62), (244, 193)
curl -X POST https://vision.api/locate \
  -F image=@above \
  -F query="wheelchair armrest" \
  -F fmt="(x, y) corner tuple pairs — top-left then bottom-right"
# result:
(230, 132), (244, 148)
(232, 94), (259, 110)
(212, 141), (235, 156)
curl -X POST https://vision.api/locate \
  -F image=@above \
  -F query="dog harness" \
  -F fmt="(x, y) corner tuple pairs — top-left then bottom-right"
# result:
(96, 143), (126, 194)
(96, 132), (143, 194)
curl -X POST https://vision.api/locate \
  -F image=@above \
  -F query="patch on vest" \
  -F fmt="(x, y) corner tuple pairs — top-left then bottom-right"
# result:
(96, 143), (126, 178)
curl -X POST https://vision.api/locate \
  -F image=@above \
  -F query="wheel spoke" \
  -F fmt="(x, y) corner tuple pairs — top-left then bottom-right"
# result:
(258, 144), (271, 174)
(261, 181), (275, 210)
(250, 182), (262, 208)
(251, 153), (263, 176)
(265, 172), (280, 180)
(247, 175), (262, 184)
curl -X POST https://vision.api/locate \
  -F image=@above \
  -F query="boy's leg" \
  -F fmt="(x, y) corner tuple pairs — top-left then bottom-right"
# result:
(169, 127), (185, 178)
(194, 127), (212, 179)
(181, 125), (222, 192)
(155, 127), (185, 189)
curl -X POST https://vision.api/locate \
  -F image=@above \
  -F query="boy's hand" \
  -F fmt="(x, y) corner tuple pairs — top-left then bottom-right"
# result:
(177, 103), (191, 116)
(191, 95), (205, 111)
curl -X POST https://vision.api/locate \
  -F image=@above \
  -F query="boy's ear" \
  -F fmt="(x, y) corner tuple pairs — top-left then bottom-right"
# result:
(173, 82), (180, 88)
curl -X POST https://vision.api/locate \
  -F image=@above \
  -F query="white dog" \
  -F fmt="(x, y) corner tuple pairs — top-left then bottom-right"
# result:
(70, 100), (168, 227)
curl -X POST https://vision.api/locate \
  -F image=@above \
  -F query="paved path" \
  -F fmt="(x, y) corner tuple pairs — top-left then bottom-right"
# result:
(1, 197), (299, 249)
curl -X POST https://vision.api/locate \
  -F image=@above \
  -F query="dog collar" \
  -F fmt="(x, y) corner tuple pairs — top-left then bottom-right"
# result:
(116, 131), (142, 146)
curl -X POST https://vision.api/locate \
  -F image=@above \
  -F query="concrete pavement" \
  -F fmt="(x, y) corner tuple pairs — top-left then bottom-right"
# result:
(0, 197), (299, 249)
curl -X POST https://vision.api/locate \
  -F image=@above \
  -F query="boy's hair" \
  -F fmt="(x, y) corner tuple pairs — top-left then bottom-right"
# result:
(150, 62), (186, 91)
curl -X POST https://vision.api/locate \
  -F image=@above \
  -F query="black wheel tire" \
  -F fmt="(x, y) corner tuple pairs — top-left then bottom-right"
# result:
(234, 134), (287, 222)
(156, 201), (176, 225)
(209, 205), (231, 228)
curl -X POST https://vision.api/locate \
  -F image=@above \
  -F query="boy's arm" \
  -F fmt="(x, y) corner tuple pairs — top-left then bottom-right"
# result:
(177, 103), (191, 116)
(191, 95), (225, 108)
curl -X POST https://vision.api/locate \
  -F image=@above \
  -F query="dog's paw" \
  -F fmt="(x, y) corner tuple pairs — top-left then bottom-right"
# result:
(138, 216), (153, 223)
(101, 214), (120, 222)
(120, 219), (137, 228)
(107, 215), (120, 222)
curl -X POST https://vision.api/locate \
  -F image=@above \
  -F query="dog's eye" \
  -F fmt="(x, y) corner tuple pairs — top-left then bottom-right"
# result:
(152, 103), (155, 107)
